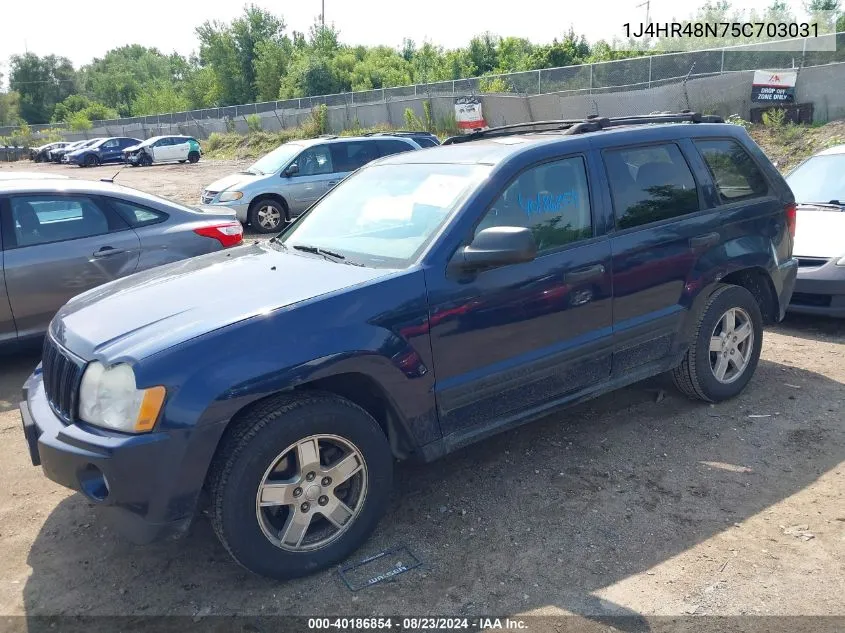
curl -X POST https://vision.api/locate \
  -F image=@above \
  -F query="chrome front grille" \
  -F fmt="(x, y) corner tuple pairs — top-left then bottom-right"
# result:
(42, 336), (86, 423)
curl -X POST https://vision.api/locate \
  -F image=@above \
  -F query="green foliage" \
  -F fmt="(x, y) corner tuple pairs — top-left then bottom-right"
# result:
(0, 90), (22, 126)
(479, 76), (510, 93)
(67, 111), (93, 131)
(301, 104), (328, 137)
(132, 82), (191, 115)
(246, 113), (263, 132)
(726, 114), (752, 130)
(9, 53), (76, 123)
(762, 107), (787, 128)
(52, 95), (118, 123)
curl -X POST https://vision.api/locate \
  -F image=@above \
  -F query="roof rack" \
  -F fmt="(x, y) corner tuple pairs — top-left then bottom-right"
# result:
(361, 130), (438, 137)
(317, 134), (339, 139)
(441, 111), (724, 145)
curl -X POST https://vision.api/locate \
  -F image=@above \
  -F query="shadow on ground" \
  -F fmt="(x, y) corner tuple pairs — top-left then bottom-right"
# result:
(6, 319), (844, 624)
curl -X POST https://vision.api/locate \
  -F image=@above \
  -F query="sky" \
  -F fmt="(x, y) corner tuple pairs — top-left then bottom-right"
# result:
(0, 0), (804, 73)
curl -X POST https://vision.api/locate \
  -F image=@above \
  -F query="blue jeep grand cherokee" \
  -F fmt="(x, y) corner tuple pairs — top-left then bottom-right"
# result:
(20, 113), (798, 579)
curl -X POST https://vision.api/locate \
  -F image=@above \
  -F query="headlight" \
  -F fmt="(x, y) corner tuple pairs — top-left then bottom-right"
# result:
(218, 191), (244, 202)
(79, 362), (166, 433)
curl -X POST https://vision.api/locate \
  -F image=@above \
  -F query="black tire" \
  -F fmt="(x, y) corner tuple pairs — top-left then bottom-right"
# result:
(188, 151), (200, 164)
(178, 159), (187, 164)
(84, 154), (98, 167)
(248, 197), (288, 233)
(207, 392), (393, 580)
(140, 153), (153, 167)
(672, 284), (763, 403)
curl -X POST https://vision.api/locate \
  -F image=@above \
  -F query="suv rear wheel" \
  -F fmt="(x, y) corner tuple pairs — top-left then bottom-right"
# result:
(672, 284), (763, 402)
(188, 151), (200, 164)
(208, 392), (393, 579)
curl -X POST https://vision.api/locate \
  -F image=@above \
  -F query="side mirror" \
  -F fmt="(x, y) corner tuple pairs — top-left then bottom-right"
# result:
(285, 163), (299, 177)
(455, 226), (537, 271)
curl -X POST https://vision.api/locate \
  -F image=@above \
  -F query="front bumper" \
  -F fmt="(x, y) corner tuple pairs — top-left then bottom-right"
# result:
(20, 370), (225, 543)
(788, 258), (845, 317)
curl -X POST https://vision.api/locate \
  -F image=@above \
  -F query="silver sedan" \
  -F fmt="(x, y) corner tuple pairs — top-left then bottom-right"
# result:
(0, 178), (242, 348)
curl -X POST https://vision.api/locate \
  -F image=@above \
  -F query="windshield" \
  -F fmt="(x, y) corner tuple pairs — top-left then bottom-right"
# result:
(786, 154), (845, 204)
(248, 143), (303, 175)
(276, 162), (491, 268)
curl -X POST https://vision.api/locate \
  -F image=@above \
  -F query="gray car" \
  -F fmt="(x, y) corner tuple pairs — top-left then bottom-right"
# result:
(0, 179), (243, 347)
(200, 135), (424, 233)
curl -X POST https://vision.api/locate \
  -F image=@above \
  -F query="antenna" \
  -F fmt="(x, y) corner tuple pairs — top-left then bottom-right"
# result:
(636, 0), (650, 27)
(100, 164), (126, 184)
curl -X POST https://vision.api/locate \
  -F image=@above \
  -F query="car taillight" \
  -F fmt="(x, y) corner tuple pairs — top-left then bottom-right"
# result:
(194, 222), (243, 248)
(785, 202), (796, 239)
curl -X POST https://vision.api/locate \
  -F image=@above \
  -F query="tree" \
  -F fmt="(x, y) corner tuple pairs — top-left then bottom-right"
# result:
(350, 47), (412, 91)
(468, 32), (500, 75)
(9, 53), (76, 123)
(0, 90), (21, 126)
(132, 81), (191, 115)
(254, 39), (292, 101)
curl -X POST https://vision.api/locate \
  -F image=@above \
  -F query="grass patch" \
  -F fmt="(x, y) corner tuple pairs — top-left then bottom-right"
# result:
(747, 119), (845, 173)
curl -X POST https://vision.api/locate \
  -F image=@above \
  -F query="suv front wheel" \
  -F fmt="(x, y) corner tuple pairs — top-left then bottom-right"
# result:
(672, 284), (763, 403)
(208, 392), (393, 579)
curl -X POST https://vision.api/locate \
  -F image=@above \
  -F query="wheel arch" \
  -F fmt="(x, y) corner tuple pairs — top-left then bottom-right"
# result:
(249, 193), (289, 214)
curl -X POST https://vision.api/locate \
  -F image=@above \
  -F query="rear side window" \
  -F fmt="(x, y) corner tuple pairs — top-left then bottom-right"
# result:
(604, 143), (700, 229)
(376, 139), (414, 156)
(695, 139), (769, 203)
(413, 137), (438, 148)
(110, 199), (168, 227)
(475, 156), (593, 252)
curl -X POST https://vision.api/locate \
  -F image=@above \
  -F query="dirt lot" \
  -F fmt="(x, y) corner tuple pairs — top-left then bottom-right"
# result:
(0, 159), (843, 623)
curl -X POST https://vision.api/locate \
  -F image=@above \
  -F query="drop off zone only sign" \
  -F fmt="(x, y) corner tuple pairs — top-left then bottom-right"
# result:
(751, 70), (797, 103)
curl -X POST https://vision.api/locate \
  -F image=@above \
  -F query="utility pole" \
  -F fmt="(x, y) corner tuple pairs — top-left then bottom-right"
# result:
(321, 0), (325, 27)
(636, 0), (650, 26)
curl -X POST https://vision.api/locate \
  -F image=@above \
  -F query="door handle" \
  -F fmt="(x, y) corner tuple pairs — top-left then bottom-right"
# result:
(690, 232), (720, 249)
(565, 264), (605, 284)
(93, 246), (125, 258)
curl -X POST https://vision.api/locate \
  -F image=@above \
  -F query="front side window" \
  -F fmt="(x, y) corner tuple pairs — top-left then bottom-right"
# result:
(475, 156), (593, 252)
(249, 143), (303, 175)
(604, 143), (700, 229)
(277, 163), (490, 268)
(5, 196), (125, 247)
(695, 139), (768, 203)
(296, 145), (334, 176)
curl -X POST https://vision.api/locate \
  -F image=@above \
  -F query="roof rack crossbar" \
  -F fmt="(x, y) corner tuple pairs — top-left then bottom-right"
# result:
(442, 111), (724, 144)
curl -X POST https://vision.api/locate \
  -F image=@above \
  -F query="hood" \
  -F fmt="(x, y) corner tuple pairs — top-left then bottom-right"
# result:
(124, 143), (144, 152)
(206, 171), (266, 192)
(51, 242), (394, 362)
(794, 207), (845, 258)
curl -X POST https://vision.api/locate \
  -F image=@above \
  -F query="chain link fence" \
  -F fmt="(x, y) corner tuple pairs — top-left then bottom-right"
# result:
(2, 32), (843, 138)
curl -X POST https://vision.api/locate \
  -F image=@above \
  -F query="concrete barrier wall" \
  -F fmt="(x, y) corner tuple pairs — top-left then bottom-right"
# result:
(26, 61), (845, 144)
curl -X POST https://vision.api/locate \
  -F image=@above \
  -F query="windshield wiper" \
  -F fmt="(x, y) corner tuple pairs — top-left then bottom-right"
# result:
(292, 244), (346, 260)
(801, 201), (845, 210)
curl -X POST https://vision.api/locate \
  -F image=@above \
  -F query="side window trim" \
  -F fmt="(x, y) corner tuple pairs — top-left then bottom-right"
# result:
(692, 136), (773, 206)
(468, 153), (597, 258)
(601, 140), (704, 234)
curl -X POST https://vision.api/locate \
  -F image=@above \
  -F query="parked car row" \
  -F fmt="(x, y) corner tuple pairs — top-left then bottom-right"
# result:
(33, 135), (202, 168)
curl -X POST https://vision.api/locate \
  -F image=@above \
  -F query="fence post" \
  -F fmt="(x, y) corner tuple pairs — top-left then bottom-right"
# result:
(589, 64), (593, 94)
(538, 70), (541, 94)
(452, 79), (456, 94)
(720, 49), (725, 74)
(648, 56), (652, 88)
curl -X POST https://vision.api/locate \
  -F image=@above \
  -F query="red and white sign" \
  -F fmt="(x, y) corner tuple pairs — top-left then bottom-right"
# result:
(454, 96), (488, 132)
(751, 70), (797, 103)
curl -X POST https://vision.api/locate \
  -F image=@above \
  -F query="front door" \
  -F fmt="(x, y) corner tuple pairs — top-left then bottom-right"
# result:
(426, 155), (614, 437)
(98, 138), (121, 163)
(283, 144), (334, 214)
(0, 194), (141, 338)
(151, 138), (173, 162)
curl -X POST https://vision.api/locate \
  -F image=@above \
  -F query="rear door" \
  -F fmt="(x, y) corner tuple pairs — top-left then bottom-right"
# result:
(170, 138), (190, 161)
(0, 212), (17, 344)
(601, 140), (720, 375)
(0, 193), (141, 338)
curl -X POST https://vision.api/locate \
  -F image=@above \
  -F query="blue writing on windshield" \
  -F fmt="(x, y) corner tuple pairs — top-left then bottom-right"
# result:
(518, 190), (579, 216)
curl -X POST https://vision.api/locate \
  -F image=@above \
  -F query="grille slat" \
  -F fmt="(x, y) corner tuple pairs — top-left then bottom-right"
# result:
(42, 336), (85, 423)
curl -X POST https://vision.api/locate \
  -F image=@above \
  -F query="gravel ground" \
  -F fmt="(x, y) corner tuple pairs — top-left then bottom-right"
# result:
(0, 160), (843, 622)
